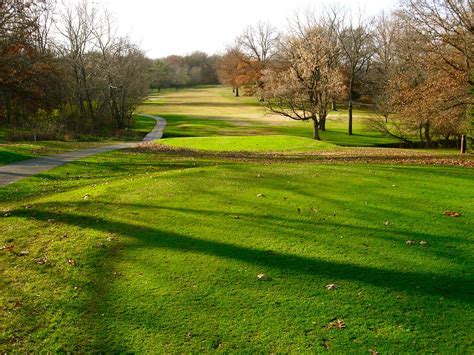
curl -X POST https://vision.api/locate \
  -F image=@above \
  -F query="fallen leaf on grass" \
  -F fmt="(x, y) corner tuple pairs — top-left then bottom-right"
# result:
(443, 211), (461, 217)
(35, 258), (46, 265)
(419, 240), (428, 246)
(384, 221), (390, 226)
(13, 300), (22, 309)
(406, 240), (415, 246)
(325, 283), (338, 290)
(369, 349), (380, 355)
(257, 273), (271, 281)
(256, 193), (265, 197)
(83, 194), (90, 200)
(321, 338), (331, 349)
(328, 319), (346, 329)
(17, 250), (29, 256)
(67, 259), (76, 266)
(3, 244), (15, 252)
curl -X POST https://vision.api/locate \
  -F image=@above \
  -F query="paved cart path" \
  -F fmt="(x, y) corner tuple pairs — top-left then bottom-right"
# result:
(0, 115), (166, 187)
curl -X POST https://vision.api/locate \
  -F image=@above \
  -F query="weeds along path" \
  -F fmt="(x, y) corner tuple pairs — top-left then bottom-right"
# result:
(0, 115), (166, 187)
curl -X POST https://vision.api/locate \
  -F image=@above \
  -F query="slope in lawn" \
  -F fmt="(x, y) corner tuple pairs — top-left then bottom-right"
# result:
(159, 135), (338, 152)
(1, 149), (473, 352)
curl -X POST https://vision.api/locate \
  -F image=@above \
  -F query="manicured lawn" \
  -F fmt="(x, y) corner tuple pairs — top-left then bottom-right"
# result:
(159, 135), (338, 152)
(0, 115), (156, 166)
(139, 86), (400, 146)
(1, 86), (472, 352)
(131, 114), (157, 136)
(0, 142), (112, 166)
(0, 149), (473, 352)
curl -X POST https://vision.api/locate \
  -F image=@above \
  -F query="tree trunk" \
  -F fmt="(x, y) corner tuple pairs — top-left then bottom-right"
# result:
(312, 119), (321, 140)
(331, 97), (337, 111)
(460, 134), (466, 154)
(319, 110), (327, 131)
(235, 86), (239, 97)
(424, 121), (431, 148)
(348, 75), (354, 135)
(348, 100), (353, 135)
(319, 118), (326, 131)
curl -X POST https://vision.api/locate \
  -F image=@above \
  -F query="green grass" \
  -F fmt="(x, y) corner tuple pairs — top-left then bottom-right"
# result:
(131, 114), (157, 135)
(139, 86), (400, 146)
(1, 86), (472, 352)
(0, 115), (156, 166)
(1, 149), (473, 352)
(0, 141), (111, 166)
(160, 135), (338, 152)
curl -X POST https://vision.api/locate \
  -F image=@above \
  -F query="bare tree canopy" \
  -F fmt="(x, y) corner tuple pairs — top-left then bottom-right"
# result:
(262, 23), (344, 140)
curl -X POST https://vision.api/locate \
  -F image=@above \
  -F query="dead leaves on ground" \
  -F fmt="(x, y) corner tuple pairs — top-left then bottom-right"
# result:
(406, 240), (428, 246)
(35, 257), (46, 265)
(67, 258), (76, 266)
(443, 211), (461, 217)
(257, 273), (271, 281)
(328, 318), (346, 329)
(137, 143), (474, 167)
(1, 244), (15, 252)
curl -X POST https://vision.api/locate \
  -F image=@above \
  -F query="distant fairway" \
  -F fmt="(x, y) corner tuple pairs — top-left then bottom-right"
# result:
(140, 86), (399, 147)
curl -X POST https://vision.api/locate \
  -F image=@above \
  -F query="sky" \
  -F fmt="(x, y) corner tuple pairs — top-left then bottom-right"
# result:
(96, 0), (398, 58)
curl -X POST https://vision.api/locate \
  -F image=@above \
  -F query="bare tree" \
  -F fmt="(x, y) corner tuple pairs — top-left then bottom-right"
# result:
(262, 26), (344, 140)
(53, 0), (99, 131)
(237, 22), (279, 97)
(334, 9), (374, 135)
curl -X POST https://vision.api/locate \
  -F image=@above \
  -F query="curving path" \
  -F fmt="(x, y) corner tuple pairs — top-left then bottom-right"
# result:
(0, 115), (166, 187)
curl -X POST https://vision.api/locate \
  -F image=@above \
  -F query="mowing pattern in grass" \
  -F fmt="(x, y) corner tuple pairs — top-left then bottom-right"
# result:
(139, 86), (400, 146)
(1, 149), (473, 352)
(159, 135), (338, 152)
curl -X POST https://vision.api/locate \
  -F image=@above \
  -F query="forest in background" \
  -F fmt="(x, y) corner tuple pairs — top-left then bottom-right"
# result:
(1, 0), (472, 148)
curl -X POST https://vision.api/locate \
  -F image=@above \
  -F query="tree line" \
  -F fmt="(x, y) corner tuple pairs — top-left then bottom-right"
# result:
(2, 0), (472, 148)
(1, 0), (150, 139)
(217, 0), (473, 148)
(149, 52), (220, 90)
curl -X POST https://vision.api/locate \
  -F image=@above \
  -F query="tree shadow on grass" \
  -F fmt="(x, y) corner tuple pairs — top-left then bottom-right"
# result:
(0, 150), (33, 165)
(6, 201), (474, 351)
(12, 206), (473, 303)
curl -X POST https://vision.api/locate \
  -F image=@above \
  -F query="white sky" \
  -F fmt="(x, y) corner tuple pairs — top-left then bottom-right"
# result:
(96, 0), (398, 58)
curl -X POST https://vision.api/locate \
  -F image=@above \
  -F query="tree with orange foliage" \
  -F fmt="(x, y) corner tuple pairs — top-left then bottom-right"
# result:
(217, 47), (253, 97)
